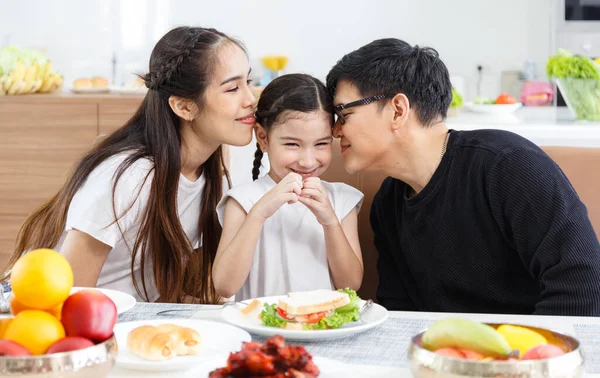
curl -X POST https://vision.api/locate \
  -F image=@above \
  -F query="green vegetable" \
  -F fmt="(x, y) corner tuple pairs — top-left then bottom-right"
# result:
(450, 87), (463, 108)
(0, 45), (48, 77)
(259, 288), (361, 330)
(547, 48), (600, 120)
(474, 96), (495, 105)
(546, 48), (600, 79)
(260, 303), (288, 328)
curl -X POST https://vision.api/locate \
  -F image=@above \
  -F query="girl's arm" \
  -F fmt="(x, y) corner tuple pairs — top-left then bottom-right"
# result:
(299, 178), (363, 290)
(213, 173), (303, 298)
(212, 199), (267, 298)
(60, 229), (112, 287)
(323, 208), (363, 290)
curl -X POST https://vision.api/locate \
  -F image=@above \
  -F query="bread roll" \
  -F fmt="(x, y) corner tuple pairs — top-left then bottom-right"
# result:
(72, 78), (92, 88)
(91, 76), (109, 88)
(127, 324), (202, 361)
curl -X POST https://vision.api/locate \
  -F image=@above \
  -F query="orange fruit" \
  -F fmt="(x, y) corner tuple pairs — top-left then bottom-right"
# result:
(11, 248), (73, 310)
(0, 319), (12, 338)
(9, 294), (63, 320)
(4, 310), (65, 355)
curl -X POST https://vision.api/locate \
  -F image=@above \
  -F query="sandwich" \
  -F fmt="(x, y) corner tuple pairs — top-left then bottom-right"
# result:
(259, 288), (361, 330)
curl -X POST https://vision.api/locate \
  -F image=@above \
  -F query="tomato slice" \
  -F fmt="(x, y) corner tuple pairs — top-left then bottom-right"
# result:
(276, 307), (294, 321)
(495, 93), (517, 104)
(304, 311), (328, 324)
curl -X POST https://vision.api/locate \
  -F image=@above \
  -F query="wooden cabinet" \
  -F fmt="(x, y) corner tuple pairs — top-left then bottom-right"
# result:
(0, 93), (143, 270)
(99, 97), (144, 135)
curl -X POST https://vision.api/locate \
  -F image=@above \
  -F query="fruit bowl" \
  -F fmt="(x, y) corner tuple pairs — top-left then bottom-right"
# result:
(0, 335), (117, 378)
(408, 323), (584, 378)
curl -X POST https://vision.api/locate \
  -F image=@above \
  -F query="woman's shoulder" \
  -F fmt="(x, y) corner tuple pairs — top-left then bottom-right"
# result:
(88, 153), (154, 188)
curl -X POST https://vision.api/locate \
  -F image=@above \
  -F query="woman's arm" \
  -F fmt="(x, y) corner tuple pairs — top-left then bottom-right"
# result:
(59, 229), (112, 287)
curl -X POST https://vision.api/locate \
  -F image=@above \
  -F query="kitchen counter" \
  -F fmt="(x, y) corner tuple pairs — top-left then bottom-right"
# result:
(447, 106), (600, 147)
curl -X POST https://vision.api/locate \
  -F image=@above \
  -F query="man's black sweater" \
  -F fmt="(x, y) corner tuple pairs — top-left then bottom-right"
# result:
(371, 129), (600, 316)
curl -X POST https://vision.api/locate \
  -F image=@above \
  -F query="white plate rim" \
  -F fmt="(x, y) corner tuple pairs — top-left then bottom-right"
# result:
(69, 86), (110, 93)
(70, 286), (136, 315)
(463, 102), (522, 113)
(113, 318), (252, 372)
(222, 295), (388, 341)
(109, 85), (147, 94)
(184, 354), (349, 376)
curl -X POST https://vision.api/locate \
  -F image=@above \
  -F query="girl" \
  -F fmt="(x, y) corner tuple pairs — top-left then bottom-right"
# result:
(4, 26), (256, 303)
(213, 74), (364, 300)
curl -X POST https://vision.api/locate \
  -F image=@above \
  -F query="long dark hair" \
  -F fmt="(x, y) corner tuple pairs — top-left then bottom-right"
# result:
(252, 74), (333, 180)
(6, 26), (241, 303)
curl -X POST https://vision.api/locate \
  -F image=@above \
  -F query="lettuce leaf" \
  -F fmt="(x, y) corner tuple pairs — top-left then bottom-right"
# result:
(546, 48), (600, 79)
(450, 87), (463, 108)
(260, 303), (288, 328)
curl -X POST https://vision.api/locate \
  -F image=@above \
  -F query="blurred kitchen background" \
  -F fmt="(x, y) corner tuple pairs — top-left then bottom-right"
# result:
(3, 0), (600, 266)
(1, 0), (560, 98)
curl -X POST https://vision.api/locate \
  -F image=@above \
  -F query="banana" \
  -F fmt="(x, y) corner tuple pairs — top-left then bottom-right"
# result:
(30, 79), (42, 93)
(10, 61), (26, 82)
(39, 72), (57, 93)
(0, 75), (8, 92)
(497, 324), (547, 356)
(422, 318), (513, 358)
(24, 64), (36, 82)
(7, 79), (26, 95)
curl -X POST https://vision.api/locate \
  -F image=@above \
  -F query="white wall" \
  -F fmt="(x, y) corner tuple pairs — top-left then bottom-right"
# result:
(1, 0), (555, 185)
(2, 0), (554, 97)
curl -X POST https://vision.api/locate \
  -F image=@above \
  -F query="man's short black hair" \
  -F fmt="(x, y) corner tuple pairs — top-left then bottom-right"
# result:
(326, 38), (452, 126)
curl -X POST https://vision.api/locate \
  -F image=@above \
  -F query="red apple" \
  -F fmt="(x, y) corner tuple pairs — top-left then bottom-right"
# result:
(522, 344), (566, 360)
(47, 337), (95, 354)
(0, 340), (31, 356)
(435, 347), (465, 358)
(61, 290), (117, 343)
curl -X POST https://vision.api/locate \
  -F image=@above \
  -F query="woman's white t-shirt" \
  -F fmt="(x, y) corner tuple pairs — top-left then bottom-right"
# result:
(216, 174), (364, 301)
(54, 154), (206, 302)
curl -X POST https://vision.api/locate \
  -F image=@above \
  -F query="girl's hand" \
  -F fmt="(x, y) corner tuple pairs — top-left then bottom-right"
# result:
(298, 177), (337, 226)
(250, 172), (303, 221)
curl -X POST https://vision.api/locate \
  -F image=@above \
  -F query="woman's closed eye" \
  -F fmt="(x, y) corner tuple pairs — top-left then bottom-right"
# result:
(226, 80), (252, 93)
(284, 143), (299, 147)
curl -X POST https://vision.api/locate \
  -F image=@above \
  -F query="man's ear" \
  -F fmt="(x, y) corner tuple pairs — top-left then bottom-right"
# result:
(389, 93), (410, 131)
(254, 124), (269, 152)
(168, 96), (198, 121)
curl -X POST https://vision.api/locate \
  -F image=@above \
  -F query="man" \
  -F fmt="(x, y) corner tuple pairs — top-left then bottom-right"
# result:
(326, 38), (600, 316)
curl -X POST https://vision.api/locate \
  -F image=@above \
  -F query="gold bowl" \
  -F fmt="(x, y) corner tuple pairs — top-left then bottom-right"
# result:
(408, 323), (584, 378)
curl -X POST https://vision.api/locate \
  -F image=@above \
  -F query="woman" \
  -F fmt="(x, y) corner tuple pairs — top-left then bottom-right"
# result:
(4, 26), (256, 304)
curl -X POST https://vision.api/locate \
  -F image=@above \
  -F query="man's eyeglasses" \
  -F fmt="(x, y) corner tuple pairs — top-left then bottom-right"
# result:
(334, 94), (391, 125)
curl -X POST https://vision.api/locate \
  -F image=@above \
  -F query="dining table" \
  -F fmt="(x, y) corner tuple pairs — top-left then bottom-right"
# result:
(107, 302), (600, 377)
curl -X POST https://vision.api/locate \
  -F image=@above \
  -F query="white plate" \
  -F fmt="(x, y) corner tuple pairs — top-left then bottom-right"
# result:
(70, 287), (136, 315)
(222, 296), (388, 341)
(108, 355), (359, 378)
(109, 85), (147, 94)
(69, 86), (110, 94)
(1, 287), (136, 316)
(189, 355), (352, 378)
(464, 102), (522, 114)
(113, 319), (251, 372)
